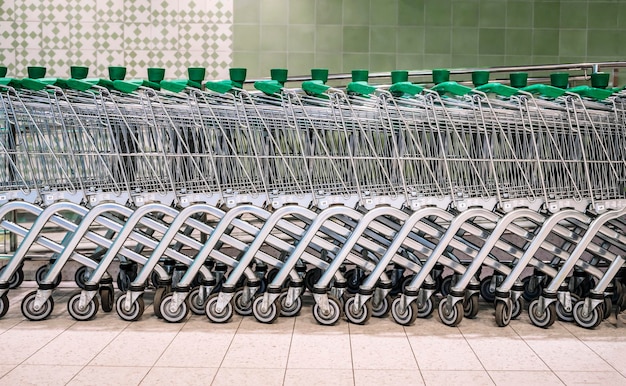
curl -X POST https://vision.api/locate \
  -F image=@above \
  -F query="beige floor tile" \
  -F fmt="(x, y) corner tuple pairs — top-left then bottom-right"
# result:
(0, 327), (69, 365)
(236, 313), (296, 332)
(24, 329), (121, 366)
(464, 336), (548, 371)
(67, 366), (150, 386)
(354, 369), (425, 386)
(0, 364), (82, 386)
(520, 337), (613, 372)
(155, 329), (235, 367)
(554, 370), (626, 385)
(220, 319), (294, 369)
(406, 324), (483, 371)
(292, 311), (351, 334)
(421, 370), (495, 386)
(140, 367), (218, 385)
(181, 313), (243, 332)
(284, 369), (353, 386)
(287, 318), (353, 369)
(0, 365), (15, 378)
(350, 323), (418, 370)
(580, 340), (626, 376)
(212, 368), (284, 386)
(488, 370), (564, 386)
(89, 330), (179, 367)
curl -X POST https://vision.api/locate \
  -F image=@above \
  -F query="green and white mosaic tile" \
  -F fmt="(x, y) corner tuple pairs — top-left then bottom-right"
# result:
(2, 0), (233, 80)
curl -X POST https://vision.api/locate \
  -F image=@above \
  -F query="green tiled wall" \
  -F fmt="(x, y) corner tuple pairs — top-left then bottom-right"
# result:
(233, 0), (626, 78)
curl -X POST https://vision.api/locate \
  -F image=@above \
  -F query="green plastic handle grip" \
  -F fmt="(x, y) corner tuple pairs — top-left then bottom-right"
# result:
(567, 85), (613, 101)
(521, 84), (565, 98)
(474, 82), (519, 97)
(205, 80), (238, 94)
(389, 81), (424, 96)
(254, 80), (283, 95)
(21, 77), (59, 91)
(160, 79), (203, 93)
(431, 81), (472, 96)
(302, 80), (331, 95)
(346, 81), (376, 96)
(67, 78), (96, 92)
(113, 79), (161, 93)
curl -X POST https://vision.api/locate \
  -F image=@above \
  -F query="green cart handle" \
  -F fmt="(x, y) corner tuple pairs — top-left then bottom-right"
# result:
(254, 80), (283, 95)
(474, 82), (519, 98)
(205, 80), (239, 94)
(567, 85), (613, 101)
(113, 79), (161, 93)
(0, 78), (22, 89)
(389, 81), (424, 96)
(521, 84), (565, 99)
(160, 79), (203, 93)
(66, 78), (114, 91)
(21, 77), (59, 91)
(431, 81), (472, 96)
(346, 81), (376, 96)
(302, 80), (331, 95)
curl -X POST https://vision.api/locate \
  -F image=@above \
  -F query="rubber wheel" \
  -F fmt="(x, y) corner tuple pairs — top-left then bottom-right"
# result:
(279, 292), (302, 317)
(344, 296), (372, 325)
(205, 293), (233, 323)
(463, 294), (480, 319)
(479, 275), (496, 303)
(188, 287), (206, 315)
(312, 295), (341, 326)
(555, 294), (578, 322)
(116, 271), (131, 293)
(159, 293), (189, 323)
(573, 300), (602, 329)
(528, 299), (556, 328)
(99, 286), (114, 313)
(35, 265), (62, 288)
(344, 269), (365, 294)
(304, 268), (322, 293)
(603, 297), (612, 320)
(401, 275), (415, 292)
(233, 289), (254, 316)
(67, 291), (99, 321)
(417, 296), (434, 318)
(511, 297), (523, 319)
(522, 276), (543, 302)
(495, 301), (511, 327)
(0, 293), (9, 318)
(266, 269), (286, 290)
(116, 293), (144, 322)
(391, 297), (417, 326)
(439, 275), (453, 297)
(153, 287), (167, 319)
(371, 294), (391, 318)
(7, 267), (24, 289)
(252, 295), (281, 324)
(21, 290), (54, 321)
(74, 266), (91, 290)
(438, 298), (463, 327)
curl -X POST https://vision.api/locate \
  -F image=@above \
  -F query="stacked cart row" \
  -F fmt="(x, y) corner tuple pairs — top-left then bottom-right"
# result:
(0, 64), (625, 330)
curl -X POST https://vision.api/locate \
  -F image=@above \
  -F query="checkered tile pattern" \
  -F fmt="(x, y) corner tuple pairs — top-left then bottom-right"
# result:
(2, 0), (233, 79)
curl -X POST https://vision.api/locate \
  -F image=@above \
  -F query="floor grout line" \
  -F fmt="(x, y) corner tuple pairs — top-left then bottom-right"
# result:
(135, 299), (188, 385)
(347, 321), (356, 386)
(559, 319), (626, 379)
(456, 324), (497, 386)
(281, 316), (296, 386)
(403, 325), (427, 385)
(210, 314), (243, 386)
(509, 320), (568, 385)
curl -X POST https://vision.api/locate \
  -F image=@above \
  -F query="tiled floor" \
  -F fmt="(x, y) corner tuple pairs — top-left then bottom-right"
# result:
(1, 283), (625, 386)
